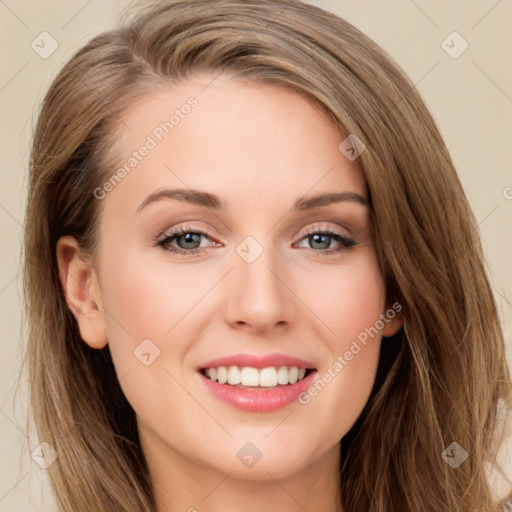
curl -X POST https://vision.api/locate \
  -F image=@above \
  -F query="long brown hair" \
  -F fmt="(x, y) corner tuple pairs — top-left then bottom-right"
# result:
(23, 1), (512, 510)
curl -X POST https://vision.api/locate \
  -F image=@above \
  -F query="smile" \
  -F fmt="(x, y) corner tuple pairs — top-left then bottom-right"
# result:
(201, 365), (312, 387)
(197, 353), (318, 412)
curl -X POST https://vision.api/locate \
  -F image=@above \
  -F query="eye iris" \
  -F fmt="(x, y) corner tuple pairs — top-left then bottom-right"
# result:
(178, 232), (202, 249)
(310, 233), (330, 250)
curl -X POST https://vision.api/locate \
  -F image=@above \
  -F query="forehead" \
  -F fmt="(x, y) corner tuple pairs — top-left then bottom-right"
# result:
(99, 74), (367, 218)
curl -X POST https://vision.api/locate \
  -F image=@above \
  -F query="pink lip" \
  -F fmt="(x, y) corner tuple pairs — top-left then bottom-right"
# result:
(199, 370), (317, 412)
(198, 352), (316, 370)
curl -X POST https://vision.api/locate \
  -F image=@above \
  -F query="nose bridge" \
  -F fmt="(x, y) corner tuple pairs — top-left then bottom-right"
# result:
(224, 237), (293, 332)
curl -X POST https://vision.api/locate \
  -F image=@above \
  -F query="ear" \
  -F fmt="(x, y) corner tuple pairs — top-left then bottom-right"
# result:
(382, 300), (404, 338)
(56, 236), (108, 349)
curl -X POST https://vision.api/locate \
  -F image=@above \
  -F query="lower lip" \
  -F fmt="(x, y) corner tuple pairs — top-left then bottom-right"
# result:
(199, 371), (317, 412)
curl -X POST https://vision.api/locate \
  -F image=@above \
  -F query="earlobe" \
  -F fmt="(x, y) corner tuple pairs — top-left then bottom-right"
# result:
(382, 302), (404, 338)
(56, 236), (108, 349)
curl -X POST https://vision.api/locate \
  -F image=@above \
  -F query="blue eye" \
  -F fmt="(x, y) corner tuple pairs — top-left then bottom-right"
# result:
(156, 225), (356, 256)
(156, 226), (216, 256)
(295, 230), (356, 254)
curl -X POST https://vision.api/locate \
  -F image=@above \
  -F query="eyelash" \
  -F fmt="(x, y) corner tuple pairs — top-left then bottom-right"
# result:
(155, 224), (357, 257)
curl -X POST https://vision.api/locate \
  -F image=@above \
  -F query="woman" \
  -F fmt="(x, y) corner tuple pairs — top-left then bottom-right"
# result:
(23, 0), (512, 510)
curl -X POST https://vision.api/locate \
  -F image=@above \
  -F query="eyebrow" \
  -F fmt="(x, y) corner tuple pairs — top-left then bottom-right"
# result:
(136, 188), (369, 213)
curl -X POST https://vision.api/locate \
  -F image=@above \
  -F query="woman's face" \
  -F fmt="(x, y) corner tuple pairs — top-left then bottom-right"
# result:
(68, 74), (401, 482)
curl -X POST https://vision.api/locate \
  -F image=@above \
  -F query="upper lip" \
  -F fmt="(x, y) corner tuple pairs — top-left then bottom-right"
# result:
(199, 352), (316, 370)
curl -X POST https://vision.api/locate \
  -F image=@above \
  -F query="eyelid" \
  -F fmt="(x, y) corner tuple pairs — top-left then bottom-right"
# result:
(157, 222), (349, 242)
(300, 224), (351, 238)
(294, 226), (356, 253)
(155, 224), (221, 255)
(155, 222), (357, 256)
(158, 223), (218, 241)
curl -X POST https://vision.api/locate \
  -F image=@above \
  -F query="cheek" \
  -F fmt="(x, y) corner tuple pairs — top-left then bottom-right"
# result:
(96, 254), (199, 417)
(298, 250), (387, 348)
(292, 252), (386, 433)
(99, 252), (200, 344)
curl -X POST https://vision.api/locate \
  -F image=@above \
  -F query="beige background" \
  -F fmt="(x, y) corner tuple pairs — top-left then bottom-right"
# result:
(1, 1), (511, 510)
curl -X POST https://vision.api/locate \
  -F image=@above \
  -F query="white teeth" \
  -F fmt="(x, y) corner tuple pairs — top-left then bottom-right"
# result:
(259, 367), (278, 387)
(227, 365), (241, 385)
(288, 366), (298, 384)
(240, 367), (259, 386)
(217, 366), (228, 384)
(277, 366), (289, 385)
(203, 365), (310, 387)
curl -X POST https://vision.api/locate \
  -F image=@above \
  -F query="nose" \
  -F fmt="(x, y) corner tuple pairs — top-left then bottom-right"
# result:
(223, 247), (295, 335)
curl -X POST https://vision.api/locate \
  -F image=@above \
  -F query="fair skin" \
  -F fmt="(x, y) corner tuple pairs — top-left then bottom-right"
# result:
(57, 74), (402, 512)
